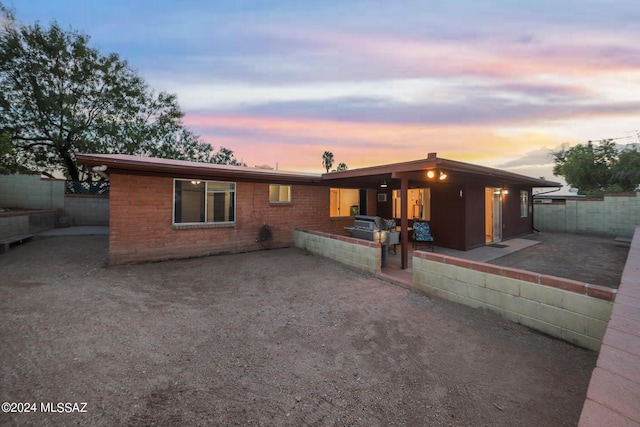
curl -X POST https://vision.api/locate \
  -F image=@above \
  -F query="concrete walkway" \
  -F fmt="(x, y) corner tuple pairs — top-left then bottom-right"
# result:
(37, 226), (109, 236)
(434, 238), (540, 262)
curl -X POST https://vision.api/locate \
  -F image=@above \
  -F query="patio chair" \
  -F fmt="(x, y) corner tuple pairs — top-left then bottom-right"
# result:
(413, 221), (434, 252)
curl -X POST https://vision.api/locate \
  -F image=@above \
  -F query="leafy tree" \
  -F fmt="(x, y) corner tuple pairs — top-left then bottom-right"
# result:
(336, 162), (348, 171)
(552, 139), (639, 195)
(322, 150), (334, 173)
(0, 5), (243, 180)
(0, 131), (28, 174)
(612, 148), (640, 191)
(212, 146), (244, 166)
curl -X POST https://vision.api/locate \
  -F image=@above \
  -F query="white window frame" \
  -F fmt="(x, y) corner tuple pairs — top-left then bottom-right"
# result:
(173, 179), (236, 225)
(269, 184), (291, 204)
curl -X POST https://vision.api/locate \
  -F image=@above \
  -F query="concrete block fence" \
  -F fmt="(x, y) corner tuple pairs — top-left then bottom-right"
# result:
(0, 174), (65, 210)
(64, 195), (109, 226)
(412, 252), (616, 351)
(0, 174), (108, 232)
(294, 229), (382, 275)
(534, 193), (639, 238)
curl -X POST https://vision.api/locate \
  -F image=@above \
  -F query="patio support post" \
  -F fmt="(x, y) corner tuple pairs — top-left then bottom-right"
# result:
(400, 177), (409, 269)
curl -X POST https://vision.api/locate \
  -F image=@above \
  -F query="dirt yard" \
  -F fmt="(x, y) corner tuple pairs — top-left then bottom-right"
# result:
(1, 235), (597, 426)
(489, 232), (630, 288)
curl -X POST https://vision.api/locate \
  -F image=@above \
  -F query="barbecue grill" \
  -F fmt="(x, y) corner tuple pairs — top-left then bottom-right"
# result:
(345, 215), (388, 244)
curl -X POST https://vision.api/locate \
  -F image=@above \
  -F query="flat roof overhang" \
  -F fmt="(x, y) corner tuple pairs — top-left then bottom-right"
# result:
(77, 152), (562, 189)
(321, 153), (562, 189)
(76, 154), (324, 185)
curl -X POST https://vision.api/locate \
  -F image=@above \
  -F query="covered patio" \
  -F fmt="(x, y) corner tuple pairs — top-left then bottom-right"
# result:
(323, 153), (561, 269)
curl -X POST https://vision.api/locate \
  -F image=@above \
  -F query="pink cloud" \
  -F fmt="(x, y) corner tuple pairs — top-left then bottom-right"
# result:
(185, 114), (565, 173)
(284, 27), (640, 80)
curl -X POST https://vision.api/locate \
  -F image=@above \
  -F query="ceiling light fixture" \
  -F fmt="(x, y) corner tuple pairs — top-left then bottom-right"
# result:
(426, 170), (435, 179)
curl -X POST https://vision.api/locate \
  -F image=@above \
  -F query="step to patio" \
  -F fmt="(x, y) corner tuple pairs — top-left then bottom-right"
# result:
(377, 269), (412, 289)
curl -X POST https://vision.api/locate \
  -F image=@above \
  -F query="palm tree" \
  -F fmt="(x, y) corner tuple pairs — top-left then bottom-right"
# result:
(322, 151), (334, 173)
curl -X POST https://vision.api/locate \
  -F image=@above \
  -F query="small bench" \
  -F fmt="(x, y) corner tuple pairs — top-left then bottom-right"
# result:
(0, 234), (34, 254)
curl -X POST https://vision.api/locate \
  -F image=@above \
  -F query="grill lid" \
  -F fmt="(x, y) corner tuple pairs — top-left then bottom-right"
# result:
(354, 215), (384, 230)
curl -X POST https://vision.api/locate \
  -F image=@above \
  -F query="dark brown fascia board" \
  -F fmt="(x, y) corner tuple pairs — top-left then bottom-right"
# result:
(431, 158), (562, 187)
(323, 156), (561, 188)
(322, 157), (438, 180)
(77, 153), (561, 188)
(76, 154), (324, 185)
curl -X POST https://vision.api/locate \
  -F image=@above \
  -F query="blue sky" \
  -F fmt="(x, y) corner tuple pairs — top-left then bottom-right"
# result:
(10, 0), (640, 185)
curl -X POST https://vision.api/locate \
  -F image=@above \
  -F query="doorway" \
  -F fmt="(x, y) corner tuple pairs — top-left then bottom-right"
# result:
(485, 188), (502, 244)
(392, 188), (431, 220)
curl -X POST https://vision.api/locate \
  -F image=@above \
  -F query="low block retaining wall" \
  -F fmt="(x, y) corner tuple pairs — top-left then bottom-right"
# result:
(294, 229), (382, 275)
(579, 226), (640, 426)
(413, 252), (616, 351)
(0, 210), (59, 240)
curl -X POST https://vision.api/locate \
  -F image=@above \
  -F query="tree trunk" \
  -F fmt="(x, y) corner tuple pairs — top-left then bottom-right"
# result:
(60, 148), (80, 181)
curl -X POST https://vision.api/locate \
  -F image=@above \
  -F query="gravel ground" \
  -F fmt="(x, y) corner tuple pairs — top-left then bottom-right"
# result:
(489, 232), (630, 288)
(0, 235), (597, 426)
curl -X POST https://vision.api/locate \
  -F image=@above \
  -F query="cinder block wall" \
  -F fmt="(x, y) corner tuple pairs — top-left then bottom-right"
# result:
(64, 195), (109, 226)
(108, 173), (352, 264)
(534, 194), (639, 237)
(0, 211), (59, 240)
(294, 229), (382, 274)
(0, 215), (28, 240)
(0, 175), (65, 210)
(413, 252), (615, 351)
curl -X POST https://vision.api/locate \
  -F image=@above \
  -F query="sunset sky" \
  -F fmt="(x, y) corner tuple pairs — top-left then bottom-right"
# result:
(13, 1), (640, 188)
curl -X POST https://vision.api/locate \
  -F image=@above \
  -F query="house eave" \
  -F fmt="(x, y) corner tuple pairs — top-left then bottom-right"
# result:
(76, 154), (324, 185)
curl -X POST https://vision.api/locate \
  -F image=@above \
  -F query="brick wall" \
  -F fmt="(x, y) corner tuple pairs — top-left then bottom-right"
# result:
(534, 194), (639, 238)
(412, 251), (615, 351)
(109, 173), (353, 264)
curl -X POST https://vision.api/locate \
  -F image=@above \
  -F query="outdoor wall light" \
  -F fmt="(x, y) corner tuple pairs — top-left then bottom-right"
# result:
(191, 180), (201, 185)
(426, 169), (448, 180)
(380, 180), (388, 188)
(503, 189), (509, 195)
